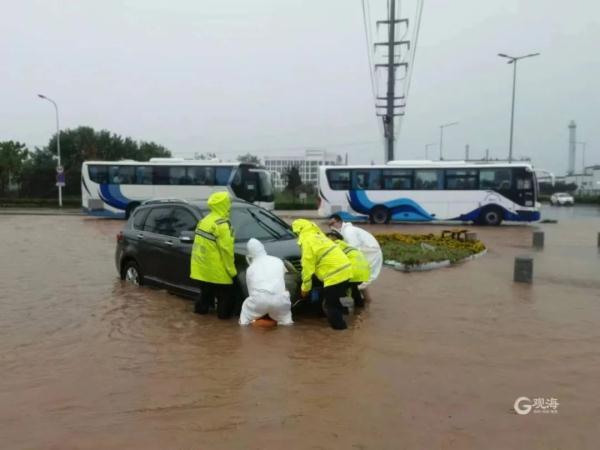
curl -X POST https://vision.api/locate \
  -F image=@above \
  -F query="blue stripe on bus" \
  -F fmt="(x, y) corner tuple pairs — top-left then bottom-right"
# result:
(98, 184), (130, 211)
(346, 190), (433, 221)
(451, 206), (541, 222)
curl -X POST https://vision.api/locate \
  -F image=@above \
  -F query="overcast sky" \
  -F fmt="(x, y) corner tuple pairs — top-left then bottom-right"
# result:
(1, 0), (598, 174)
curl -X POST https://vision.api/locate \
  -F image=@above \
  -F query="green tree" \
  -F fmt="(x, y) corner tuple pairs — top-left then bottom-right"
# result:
(237, 153), (261, 164)
(195, 152), (217, 160)
(283, 165), (302, 197)
(0, 141), (29, 196)
(44, 126), (171, 196)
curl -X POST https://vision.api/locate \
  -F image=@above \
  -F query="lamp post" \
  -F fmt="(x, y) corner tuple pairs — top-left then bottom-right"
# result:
(498, 52), (540, 163)
(439, 122), (459, 160)
(576, 141), (587, 173)
(424, 143), (437, 159)
(38, 94), (62, 207)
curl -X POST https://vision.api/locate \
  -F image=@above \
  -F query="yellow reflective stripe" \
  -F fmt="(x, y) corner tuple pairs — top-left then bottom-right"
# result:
(316, 245), (337, 265)
(323, 263), (352, 279)
(195, 230), (216, 241)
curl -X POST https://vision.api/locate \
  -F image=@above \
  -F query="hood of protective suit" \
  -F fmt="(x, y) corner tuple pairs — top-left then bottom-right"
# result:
(247, 238), (267, 260)
(292, 219), (323, 236)
(207, 191), (231, 218)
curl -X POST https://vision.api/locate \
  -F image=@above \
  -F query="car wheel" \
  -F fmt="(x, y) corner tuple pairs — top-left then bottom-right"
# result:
(479, 206), (503, 226)
(370, 206), (390, 225)
(123, 260), (143, 286)
(125, 202), (140, 219)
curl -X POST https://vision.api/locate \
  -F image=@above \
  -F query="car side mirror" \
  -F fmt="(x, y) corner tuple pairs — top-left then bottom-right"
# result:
(179, 231), (194, 243)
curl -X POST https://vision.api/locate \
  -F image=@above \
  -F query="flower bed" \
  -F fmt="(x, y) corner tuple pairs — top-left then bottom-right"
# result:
(375, 233), (486, 272)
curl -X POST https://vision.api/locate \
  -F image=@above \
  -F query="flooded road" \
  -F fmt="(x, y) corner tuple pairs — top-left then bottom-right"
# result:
(1, 214), (600, 449)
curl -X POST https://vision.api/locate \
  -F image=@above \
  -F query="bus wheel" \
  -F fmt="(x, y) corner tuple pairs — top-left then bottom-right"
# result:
(479, 206), (503, 226)
(370, 206), (390, 225)
(125, 202), (140, 219)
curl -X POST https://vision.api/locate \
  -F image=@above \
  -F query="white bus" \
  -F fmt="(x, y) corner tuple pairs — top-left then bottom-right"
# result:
(81, 159), (274, 218)
(318, 161), (541, 225)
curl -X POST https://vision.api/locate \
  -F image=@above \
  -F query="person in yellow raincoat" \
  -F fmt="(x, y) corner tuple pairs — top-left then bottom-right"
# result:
(327, 230), (370, 308)
(190, 191), (237, 319)
(292, 219), (353, 330)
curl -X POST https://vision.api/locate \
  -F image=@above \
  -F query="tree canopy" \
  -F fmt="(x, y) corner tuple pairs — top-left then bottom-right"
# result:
(1, 126), (172, 198)
(237, 153), (261, 165)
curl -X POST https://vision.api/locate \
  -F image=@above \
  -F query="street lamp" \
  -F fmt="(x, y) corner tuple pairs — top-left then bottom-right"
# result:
(498, 52), (540, 163)
(424, 143), (437, 159)
(439, 122), (459, 160)
(38, 94), (62, 207)
(576, 141), (587, 173)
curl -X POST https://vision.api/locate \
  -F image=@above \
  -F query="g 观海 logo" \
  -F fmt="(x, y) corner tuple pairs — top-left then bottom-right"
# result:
(514, 396), (532, 415)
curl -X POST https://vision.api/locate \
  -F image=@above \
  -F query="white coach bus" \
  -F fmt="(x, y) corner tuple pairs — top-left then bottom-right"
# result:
(318, 161), (541, 225)
(81, 159), (274, 218)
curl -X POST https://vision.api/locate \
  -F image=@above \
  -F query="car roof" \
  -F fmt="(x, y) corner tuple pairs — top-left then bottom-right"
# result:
(137, 198), (254, 211)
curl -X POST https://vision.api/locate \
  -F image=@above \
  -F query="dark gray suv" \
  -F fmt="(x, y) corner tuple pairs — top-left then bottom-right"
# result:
(115, 199), (302, 300)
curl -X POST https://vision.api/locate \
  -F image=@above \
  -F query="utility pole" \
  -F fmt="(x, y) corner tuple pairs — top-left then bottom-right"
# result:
(498, 52), (540, 162)
(375, 2), (409, 162)
(465, 144), (470, 161)
(385, 0), (397, 162)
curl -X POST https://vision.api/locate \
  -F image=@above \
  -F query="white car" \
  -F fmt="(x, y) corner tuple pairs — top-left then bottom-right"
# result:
(550, 192), (575, 206)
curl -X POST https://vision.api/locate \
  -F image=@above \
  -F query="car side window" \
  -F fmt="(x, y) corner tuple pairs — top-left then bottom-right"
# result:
(132, 208), (150, 230)
(172, 208), (199, 236)
(143, 207), (175, 235)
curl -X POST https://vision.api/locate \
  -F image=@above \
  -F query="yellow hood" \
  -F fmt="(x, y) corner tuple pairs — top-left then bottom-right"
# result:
(292, 219), (324, 241)
(207, 191), (231, 218)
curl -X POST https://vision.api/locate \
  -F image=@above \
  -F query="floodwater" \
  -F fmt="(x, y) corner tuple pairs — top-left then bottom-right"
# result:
(1, 213), (600, 449)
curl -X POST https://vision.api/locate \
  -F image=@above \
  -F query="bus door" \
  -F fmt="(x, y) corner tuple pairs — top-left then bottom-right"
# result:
(512, 167), (536, 207)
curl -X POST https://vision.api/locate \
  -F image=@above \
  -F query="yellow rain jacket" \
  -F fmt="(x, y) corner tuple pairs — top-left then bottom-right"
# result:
(292, 219), (353, 292)
(190, 192), (237, 284)
(336, 241), (370, 283)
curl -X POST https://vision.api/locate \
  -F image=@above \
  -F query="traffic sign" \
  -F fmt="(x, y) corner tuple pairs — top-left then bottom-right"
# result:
(56, 172), (66, 187)
(56, 165), (64, 174)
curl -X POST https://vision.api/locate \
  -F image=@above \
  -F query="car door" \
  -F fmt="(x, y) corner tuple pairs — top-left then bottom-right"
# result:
(141, 206), (176, 284)
(167, 206), (202, 291)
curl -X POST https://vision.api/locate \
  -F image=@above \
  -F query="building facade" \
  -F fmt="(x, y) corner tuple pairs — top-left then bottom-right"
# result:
(559, 165), (600, 195)
(264, 149), (341, 191)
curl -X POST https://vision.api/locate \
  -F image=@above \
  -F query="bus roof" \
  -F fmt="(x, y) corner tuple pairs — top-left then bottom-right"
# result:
(82, 160), (244, 167)
(321, 160), (534, 170)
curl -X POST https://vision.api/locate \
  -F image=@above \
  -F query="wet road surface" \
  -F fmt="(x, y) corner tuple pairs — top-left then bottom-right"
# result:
(1, 213), (599, 449)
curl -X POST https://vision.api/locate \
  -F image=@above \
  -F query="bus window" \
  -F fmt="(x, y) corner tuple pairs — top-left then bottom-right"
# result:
(135, 166), (153, 185)
(479, 168), (512, 191)
(352, 170), (382, 190)
(414, 170), (442, 190)
(169, 167), (189, 185)
(215, 166), (233, 186)
(119, 166), (135, 184)
(188, 166), (215, 185)
(445, 169), (478, 190)
(107, 166), (135, 184)
(153, 166), (170, 185)
(88, 165), (108, 184)
(382, 169), (412, 190)
(327, 170), (351, 190)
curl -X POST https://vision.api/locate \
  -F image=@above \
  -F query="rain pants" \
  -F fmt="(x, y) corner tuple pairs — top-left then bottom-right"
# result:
(239, 239), (293, 325)
(190, 191), (237, 284)
(338, 222), (382, 287)
(292, 219), (353, 293)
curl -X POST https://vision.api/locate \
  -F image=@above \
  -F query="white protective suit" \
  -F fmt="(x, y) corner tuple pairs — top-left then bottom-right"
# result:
(239, 239), (294, 326)
(339, 222), (383, 287)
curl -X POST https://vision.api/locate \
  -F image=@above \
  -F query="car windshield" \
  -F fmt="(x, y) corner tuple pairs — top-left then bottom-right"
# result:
(200, 206), (294, 242)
